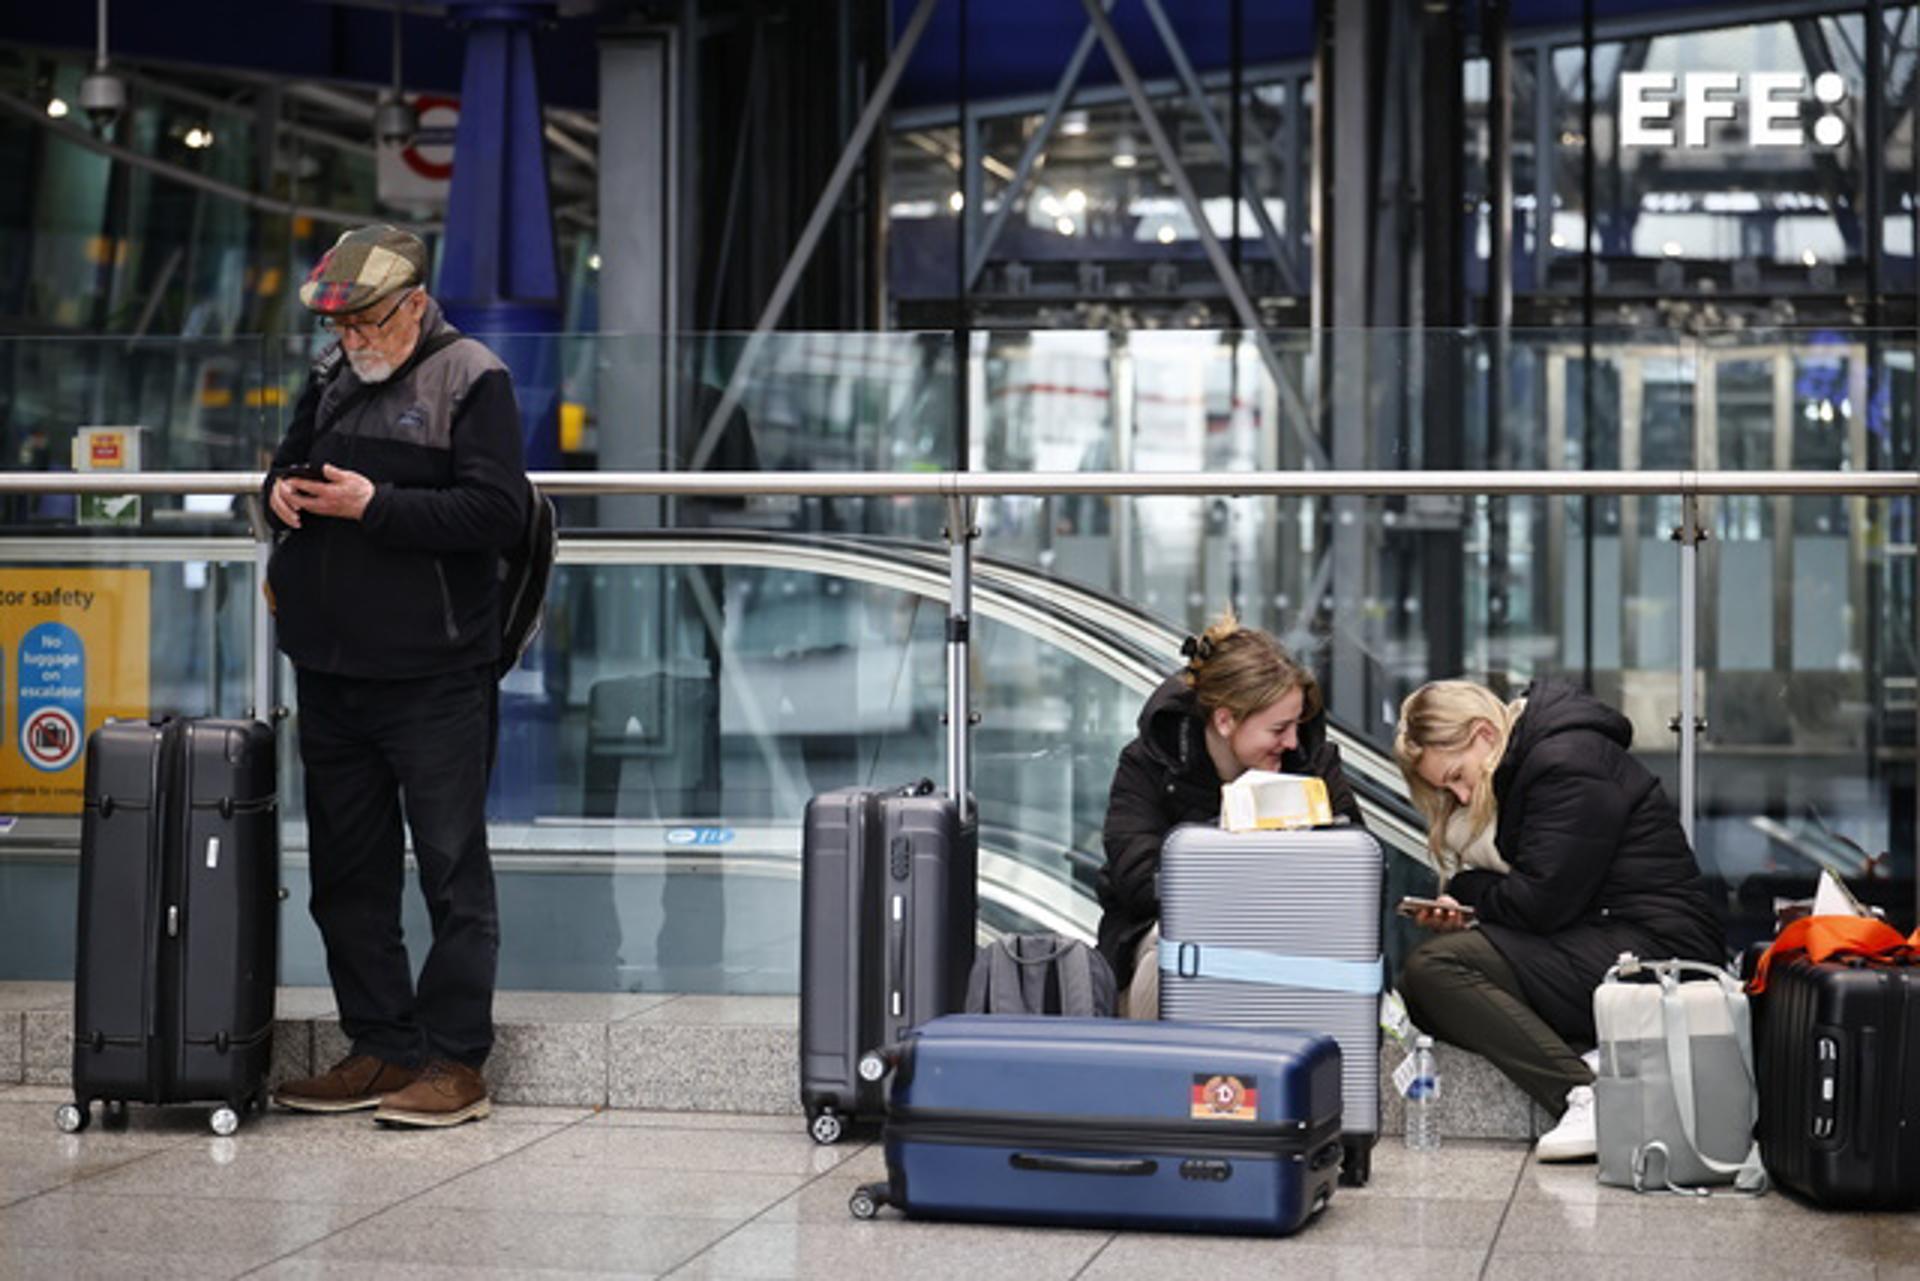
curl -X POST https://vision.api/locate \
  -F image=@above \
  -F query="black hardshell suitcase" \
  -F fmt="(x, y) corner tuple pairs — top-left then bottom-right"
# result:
(799, 780), (977, 1144)
(63, 718), (278, 1136)
(851, 1015), (1344, 1235)
(1753, 951), (1920, 1208)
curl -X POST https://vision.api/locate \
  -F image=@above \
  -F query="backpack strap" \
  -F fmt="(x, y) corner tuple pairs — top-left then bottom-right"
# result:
(1051, 940), (1098, 1018)
(964, 943), (994, 1015)
(1655, 969), (1767, 1195)
(315, 329), (468, 437)
(989, 938), (1030, 1015)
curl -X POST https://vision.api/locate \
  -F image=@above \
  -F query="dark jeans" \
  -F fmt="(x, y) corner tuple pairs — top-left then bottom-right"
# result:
(297, 665), (499, 1069)
(1399, 929), (1595, 1117)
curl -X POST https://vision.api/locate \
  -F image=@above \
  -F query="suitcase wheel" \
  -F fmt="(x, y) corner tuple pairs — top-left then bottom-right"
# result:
(101, 1100), (129, 1131)
(54, 1103), (88, 1134)
(1338, 1136), (1372, 1188)
(809, 1109), (846, 1146)
(848, 1183), (887, 1220)
(210, 1107), (241, 1138)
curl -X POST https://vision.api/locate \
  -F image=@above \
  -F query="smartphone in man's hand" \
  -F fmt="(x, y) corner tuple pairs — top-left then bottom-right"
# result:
(280, 461), (327, 483)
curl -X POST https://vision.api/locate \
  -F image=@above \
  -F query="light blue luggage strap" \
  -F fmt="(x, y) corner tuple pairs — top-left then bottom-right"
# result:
(1159, 939), (1385, 995)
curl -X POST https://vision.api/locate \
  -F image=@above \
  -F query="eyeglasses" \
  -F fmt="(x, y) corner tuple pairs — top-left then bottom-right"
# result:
(319, 289), (415, 337)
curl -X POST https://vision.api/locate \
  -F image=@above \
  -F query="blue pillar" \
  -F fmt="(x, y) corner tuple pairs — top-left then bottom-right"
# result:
(440, 1), (562, 822)
(439, 0), (562, 472)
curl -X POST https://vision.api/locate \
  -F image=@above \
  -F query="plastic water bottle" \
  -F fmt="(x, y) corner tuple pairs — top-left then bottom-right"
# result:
(1404, 1034), (1441, 1152)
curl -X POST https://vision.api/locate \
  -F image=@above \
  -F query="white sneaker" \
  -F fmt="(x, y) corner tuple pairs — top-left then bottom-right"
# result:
(1535, 1084), (1597, 1162)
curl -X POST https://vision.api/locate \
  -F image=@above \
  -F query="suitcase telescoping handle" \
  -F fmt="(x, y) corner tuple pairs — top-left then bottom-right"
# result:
(1010, 1153), (1159, 1177)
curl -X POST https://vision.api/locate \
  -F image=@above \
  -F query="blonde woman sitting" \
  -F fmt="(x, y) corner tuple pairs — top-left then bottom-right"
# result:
(1393, 678), (1724, 1162)
(1098, 611), (1364, 1020)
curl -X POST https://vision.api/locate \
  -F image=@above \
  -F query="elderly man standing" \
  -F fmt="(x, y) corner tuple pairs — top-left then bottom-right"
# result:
(265, 225), (527, 1127)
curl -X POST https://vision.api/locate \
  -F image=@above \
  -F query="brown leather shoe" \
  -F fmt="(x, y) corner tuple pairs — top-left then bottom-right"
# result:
(273, 1055), (419, 1113)
(373, 1059), (491, 1128)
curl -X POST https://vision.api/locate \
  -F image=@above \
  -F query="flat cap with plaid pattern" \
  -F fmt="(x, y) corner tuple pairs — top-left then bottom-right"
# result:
(299, 225), (427, 315)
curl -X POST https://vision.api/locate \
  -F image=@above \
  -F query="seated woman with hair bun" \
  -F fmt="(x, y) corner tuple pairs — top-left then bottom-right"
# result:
(1098, 609), (1363, 1020)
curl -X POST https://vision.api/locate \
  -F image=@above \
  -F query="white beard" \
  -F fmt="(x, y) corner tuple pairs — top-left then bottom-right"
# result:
(346, 350), (396, 383)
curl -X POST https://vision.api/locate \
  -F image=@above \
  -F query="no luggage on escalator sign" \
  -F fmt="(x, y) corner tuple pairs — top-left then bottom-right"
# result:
(0, 570), (149, 814)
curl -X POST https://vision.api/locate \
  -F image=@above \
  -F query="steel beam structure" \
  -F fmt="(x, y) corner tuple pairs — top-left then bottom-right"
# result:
(1138, 0), (1299, 294)
(961, 0), (1116, 291)
(690, 0), (942, 471)
(1076, 0), (1321, 466)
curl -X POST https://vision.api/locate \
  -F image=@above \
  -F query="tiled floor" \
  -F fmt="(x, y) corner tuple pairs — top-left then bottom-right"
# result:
(0, 1084), (1911, 1281)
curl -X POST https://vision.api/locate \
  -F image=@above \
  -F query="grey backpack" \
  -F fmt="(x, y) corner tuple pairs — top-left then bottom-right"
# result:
(965, 934), (1117, 1018)
(1594, 955), (1767, 1195)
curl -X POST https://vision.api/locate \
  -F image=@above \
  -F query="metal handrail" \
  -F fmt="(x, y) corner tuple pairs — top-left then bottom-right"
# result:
(0, 468), (1916, 498)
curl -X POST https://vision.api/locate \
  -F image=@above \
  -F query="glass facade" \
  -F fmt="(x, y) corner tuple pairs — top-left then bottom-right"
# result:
(0, 325), (1913, 994)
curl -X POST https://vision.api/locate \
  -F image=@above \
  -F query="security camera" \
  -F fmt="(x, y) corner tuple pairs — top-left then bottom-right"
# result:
(77, 69), (125, 131)
(374, 94), (416, 148)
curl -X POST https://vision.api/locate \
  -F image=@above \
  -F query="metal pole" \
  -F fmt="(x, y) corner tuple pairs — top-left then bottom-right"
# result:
(251, 536), (273, 725)
(691, 0), (942, 470)
(1582, 0), (1596, 689)
(963, 0), (1117, 291)
(1675, 494), (1702, 844)
(1138, 0), (1298, 292)
(1075, 0), (1322, 466)
(1230, 0), (1243, 280)
(945, 495), (976, 817)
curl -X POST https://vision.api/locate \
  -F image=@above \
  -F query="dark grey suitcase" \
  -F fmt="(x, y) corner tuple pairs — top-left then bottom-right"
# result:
(799, 780), (976, 1144)
(1158, 823), (1385, 1185)
(63, 718), (278, 1136)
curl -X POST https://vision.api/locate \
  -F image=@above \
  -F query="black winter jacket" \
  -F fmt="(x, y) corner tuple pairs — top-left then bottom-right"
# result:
(1446, 679), (1726, 1045)
(1097, 672), (1364, 985)
(264, 306), (528, 680)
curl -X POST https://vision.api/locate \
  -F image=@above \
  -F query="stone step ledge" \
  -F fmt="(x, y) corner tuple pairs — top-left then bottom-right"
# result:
(3, 984), (1543, 1138)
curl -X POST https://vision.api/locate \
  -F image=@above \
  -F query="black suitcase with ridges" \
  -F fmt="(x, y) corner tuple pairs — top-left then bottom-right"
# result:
(1753, 950), (1920, 1208)
(64, 718), (278, 1136)
(799, 780), (976, 1144)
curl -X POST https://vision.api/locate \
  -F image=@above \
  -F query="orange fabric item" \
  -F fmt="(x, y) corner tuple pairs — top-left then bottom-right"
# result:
(1747, 915), (1920, 994)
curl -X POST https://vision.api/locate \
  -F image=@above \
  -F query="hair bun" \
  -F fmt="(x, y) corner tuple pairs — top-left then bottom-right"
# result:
(1180, 634), (1215, 663)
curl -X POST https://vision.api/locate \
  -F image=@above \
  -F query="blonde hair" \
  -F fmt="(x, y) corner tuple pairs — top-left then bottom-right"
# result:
(1182, 608), (1322, 727)
(1393, 680), (1524, 865)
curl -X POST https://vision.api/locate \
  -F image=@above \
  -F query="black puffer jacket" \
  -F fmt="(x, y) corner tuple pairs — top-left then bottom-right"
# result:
(1446, 679), (1726, 1045)
(1097, 672), (1364, 985)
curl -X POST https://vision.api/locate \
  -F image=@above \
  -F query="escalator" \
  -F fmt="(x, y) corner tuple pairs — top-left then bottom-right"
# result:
(553, 529), (1441, 974)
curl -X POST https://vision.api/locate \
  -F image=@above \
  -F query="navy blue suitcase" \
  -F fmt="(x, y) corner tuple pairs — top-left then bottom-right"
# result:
(850, 1015), (1344, 1235)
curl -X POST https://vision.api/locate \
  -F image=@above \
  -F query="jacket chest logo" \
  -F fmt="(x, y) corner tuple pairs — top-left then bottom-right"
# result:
(395, 405), (429, 434)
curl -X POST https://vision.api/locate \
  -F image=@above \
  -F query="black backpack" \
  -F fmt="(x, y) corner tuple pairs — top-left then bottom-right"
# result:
(496, 479), (555, 678)
(965, 933), (1117, 1018)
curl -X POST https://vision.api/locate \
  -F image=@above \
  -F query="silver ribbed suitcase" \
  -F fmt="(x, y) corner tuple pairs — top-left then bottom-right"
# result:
(1158, 823), (1383, 1186)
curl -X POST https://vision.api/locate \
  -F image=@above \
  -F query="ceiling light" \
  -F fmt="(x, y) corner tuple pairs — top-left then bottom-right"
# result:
(183, 127), (213, 150)
(1039, 194), (1063, 218)
(948, 191), (965, 212)
(1801, 248), (1819, 267)
(1056, 217), (1076, 236)
(1065, 188), (1087, 214)
(1662, 241), (1683, 257)
(46, 97), (69, 119)
(1060, 110), (1090, 137)
(1157, 225), (1177, 244)
(1548, 232), (1565, 248)
(587, 253), (601, 271)
(1112, 130), (1139, 169)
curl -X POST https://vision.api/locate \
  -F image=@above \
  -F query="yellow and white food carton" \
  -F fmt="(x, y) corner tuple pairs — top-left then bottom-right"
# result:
(1219, 770), (1332, 832)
